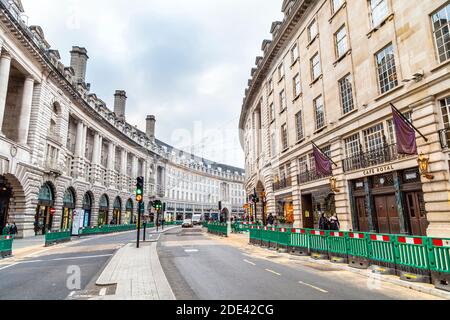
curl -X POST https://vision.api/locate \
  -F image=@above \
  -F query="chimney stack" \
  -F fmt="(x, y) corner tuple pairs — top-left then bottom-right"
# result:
(70, 46), (89, 84)
(146, 115), (156, 141)
(114, 90), (127, 120)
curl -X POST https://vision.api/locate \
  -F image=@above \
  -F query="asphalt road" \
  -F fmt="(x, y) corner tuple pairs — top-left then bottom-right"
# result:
(0, 229), (155, 300)
(158, 227), (439, 300)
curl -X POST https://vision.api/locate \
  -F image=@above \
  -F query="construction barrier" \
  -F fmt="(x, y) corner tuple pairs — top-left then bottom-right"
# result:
(394, 235), (431, 283)
(249, 226), (261, 246)
(79, 224), (153, 236)
(277, 228), (290, 253)
(207, 222), (228, 237)
(45, 230), (71, 247)
(309, 230), (328, 260)
(347, 232), (370, 269)
(244, 226), (450, 292)
(428, 237), (450, 292)
(368, 233), (396, 275)
(327, 231), (348, 263)
(0, 235), (14, 258)
(289, 229), (309, 256)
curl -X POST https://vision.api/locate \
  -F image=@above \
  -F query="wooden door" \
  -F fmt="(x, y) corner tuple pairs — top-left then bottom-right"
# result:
(302, 195), (314, 229)
(356, 197), (370, 232)
(405, 192), (429, 236)
(374, 195), (400, 234)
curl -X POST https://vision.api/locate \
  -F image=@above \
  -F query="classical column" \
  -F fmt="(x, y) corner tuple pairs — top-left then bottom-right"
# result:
(92, 133), (100, 164)
(0, 52), (12, 135)
(75, 120), (84, 157)
(17, 76), (35, 145)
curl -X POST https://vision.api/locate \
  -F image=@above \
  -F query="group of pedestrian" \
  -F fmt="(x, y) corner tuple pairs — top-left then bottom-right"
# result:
(2, 222), (18, 236)
(319, 213), (340, 231)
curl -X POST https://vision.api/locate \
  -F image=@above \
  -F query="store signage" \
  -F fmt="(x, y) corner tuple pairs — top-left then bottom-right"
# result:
(363, 165), (394, 176)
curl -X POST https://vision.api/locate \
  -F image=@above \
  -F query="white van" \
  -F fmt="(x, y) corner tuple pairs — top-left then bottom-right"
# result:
(192, 214), (202, 225)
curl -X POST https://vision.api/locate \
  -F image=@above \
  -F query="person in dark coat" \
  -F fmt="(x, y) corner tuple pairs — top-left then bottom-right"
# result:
(10, 222), (18, 235)
(267, 213), (274, 226)
(318, 213), (329, 230)
(329, 214), (340, 231)
(2, 223), (10, 235)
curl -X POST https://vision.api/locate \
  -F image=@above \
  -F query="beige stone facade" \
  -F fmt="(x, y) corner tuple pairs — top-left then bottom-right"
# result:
(239, 0), (450, 237)
(0, 0), (245, 238)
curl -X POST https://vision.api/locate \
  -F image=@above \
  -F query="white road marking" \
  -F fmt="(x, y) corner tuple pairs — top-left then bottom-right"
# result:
(68, 291), (76, 297)
(184, 249), (199, 253)
(298, 281), (328, 293)
(0, 263), (18, 271)
(50, 254), (113, 261)
(99, 288), (107, 296)
(243, 259), (256, 266)
(265, 269), (281, 276)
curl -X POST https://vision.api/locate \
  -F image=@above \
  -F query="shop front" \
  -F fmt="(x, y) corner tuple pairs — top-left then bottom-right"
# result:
(124, 199), (133, 225)
(112, 197), (122, 225)
(275, 193), (294, 225)
(176, 203), (185, 220)
(350, 167), (428, 236)
(82, 193), (92, 227)
(61, 188), (76, 230)
(35, 183), (55, 235)
(98, 194), (109, 226)
(300, 186), (335, 229)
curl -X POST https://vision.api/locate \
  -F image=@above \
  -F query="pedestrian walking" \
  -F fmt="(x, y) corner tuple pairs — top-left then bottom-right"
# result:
(10, 222), (18, 235)
(2, 223), (10, 235)
(318, 213), (329, 230)
(267, 213), (274, 226)
(329, 214), (340, 231)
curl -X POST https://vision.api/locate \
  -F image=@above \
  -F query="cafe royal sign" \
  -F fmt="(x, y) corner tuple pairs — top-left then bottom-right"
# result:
(363, 165), (395, 176)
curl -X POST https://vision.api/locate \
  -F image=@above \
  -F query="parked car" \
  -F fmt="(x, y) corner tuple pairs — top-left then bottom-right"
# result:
(182, 219), (193, 228)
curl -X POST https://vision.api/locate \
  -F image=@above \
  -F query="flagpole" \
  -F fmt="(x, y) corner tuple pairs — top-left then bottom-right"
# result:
(312, 141), (338, 167)
(390, 103), (428, 142)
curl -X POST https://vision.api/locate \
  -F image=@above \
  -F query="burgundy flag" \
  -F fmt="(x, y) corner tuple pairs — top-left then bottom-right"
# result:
(313, 145), (332, 176)
(392, 107), (417, 155)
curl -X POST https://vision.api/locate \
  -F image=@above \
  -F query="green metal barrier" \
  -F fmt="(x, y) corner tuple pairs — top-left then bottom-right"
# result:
(277, 228), (290, 252)
(326, 231), (348, 263)
(207, 222), (228, 237)
(249, 226), (261, 246)
(0, 235), (14, 258)
(428, 237), (450, 292)
(347, 232), (370, 269)
(260, 227), (270, 248)
(368, 233), (396, 275)
(289, 228), (309, 256)
(45, 230), (71, 247)
(394, 235), (431, 283)
(309, 230), (328, 260)
(268, 227), (279, 250)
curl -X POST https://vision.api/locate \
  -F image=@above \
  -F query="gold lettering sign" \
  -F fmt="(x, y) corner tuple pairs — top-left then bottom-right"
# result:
(304, 210), (310, 218)
(363, 165), (394, 176)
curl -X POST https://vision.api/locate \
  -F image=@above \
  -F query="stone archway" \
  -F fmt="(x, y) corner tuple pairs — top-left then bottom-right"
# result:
(0, 174), (25, 232)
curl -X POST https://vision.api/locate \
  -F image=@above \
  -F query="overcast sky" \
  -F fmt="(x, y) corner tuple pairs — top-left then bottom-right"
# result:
(21, 0), (282, 168)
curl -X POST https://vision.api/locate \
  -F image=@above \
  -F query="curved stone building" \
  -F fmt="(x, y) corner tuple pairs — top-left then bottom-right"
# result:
(0, 0), (245, 238)
(239, 0), (450, 237)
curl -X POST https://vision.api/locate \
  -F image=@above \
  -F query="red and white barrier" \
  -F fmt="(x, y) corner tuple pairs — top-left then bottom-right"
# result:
(291, 228), (307, 234)
(397, 236), (423, 245)
(370, 234), (390, 242)
(279, 228), (287, 233)
(349, 232), (365, 239)
(310, 230), (325, 236)
(3, 236), (12, 240)
(329, 232), (344, 238)
(432, 239), (450, 247)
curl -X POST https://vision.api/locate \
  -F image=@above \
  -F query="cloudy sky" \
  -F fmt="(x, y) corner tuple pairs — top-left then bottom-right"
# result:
(21, 0), (282, 168)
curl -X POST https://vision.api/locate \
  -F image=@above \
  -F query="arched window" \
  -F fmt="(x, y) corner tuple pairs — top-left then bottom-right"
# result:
(99, 194), (109, 210)
(126, 199), (133, 210)
(38, 183), (54, 205)
(114, 197), (122, 209)
(83, 193), (92, 210)
(63, 188), (75, 209)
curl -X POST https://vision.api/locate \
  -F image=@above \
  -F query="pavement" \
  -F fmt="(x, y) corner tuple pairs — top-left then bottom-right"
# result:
(157, 227), (444, 300)
(91, 226), (177, 300)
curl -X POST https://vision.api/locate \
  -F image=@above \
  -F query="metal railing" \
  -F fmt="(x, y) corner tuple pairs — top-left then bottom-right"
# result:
(298, 170), (331, 185)
(342, 143), (408, 173)
(273, 177), (292, 191)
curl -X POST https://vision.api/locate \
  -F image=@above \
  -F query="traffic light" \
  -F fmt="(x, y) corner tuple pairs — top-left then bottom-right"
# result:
(152, 200), (162, 211)
(136, 176), (144, 202)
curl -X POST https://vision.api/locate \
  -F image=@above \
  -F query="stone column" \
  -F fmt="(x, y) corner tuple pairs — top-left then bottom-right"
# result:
(75, 120), (84, 157)
(107, 142), (115, 188)
(92, 133), (101, 185)
(17, 76), (35, 145)
(121, 149), (128, 191)
(0, 52), (12, 135)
